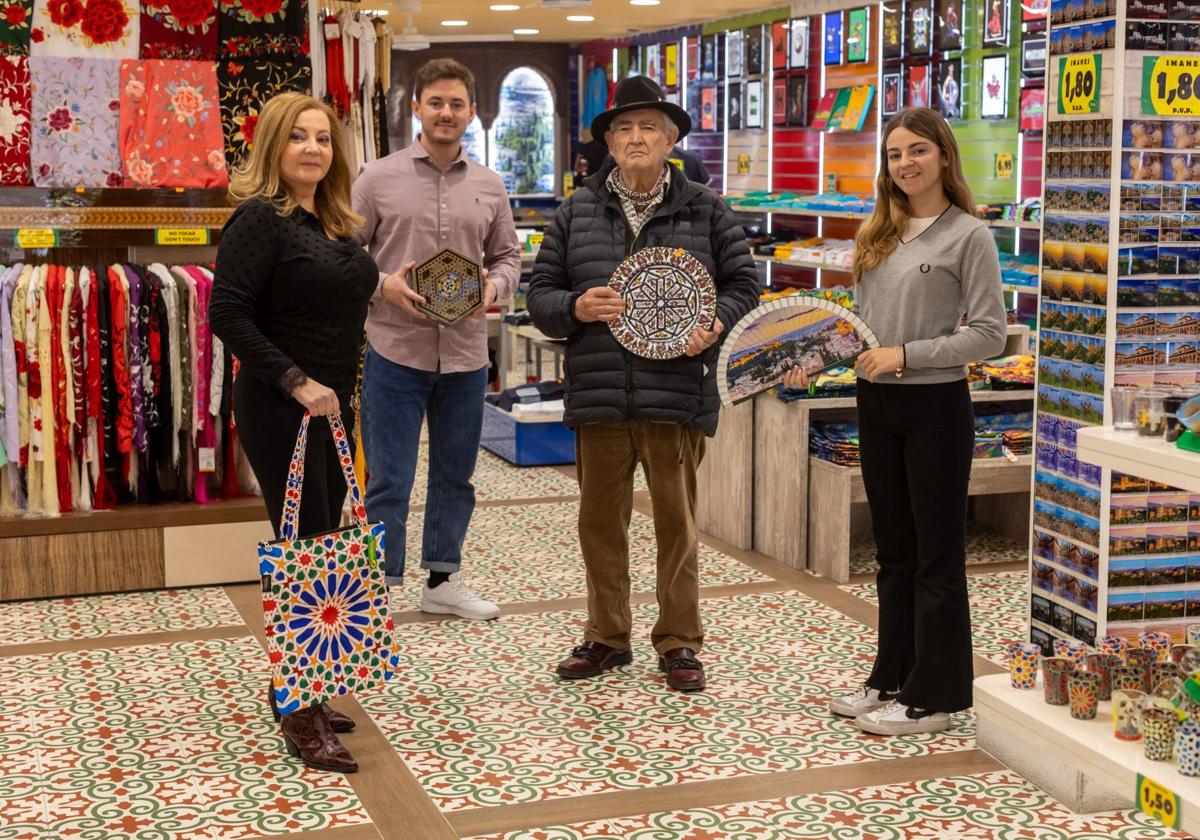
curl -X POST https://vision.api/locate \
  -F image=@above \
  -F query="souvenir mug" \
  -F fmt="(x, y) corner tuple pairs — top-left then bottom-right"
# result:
(1008, 641), (1041, 689)
(1151, 660), (1183, 698)
(1127, 647), (1156, 691)
(1112, 689), (1145, 741)
(1143, 706), (1177, 761)
(1188, 623), (1200, 646)
(1112, 664), (1146, 694)
(1054, 637), (1088, 666)
(1171, 644), (1195, 665)
(1085, 652), (1116, 701)
(1140, 631), (1172, 662)
(1068, 671), (1101, 720)
(1176, 720), (1200, 777)
(1043, 657), (1075, 705)
(1099, 634), (1129, 659)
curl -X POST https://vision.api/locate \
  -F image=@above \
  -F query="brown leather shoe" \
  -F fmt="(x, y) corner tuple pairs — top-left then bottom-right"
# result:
(280, 706), (359, 773)
(555, 641), (633, 679)
(658, 647), (706, 692)
(269, 679), (355, 733)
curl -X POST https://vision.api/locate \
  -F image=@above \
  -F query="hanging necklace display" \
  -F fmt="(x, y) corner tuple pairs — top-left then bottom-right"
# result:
(607, 246), (717, 360)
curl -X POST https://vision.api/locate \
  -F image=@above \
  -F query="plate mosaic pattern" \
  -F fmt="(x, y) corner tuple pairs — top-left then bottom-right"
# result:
(361, 590), (974, 812)
(840, 571), (1029, 666)
(387, 502), (770, 610)
(465, 770), (1189, 840)
(607, 247), (717, 360)
(0, 637), (371, 839)
(0, 588), (244, 648)
(848, 521), (1030, 576)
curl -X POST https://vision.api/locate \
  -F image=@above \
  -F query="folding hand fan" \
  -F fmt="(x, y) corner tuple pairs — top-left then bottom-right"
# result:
(716, 296), (880, 407)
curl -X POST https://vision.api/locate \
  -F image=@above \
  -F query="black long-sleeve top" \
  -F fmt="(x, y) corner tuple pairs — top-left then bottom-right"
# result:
(209, 198), (379, 397)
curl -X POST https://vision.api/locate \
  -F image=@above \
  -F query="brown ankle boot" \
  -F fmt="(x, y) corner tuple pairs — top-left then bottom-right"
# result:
(280, 706), (359, 773)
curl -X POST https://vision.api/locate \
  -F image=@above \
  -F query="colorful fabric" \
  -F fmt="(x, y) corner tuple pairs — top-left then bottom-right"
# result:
(218, 54), (308, 167)
(0, 0), (32, 54)
(30, 0), (139, 58)
(0, 56), (30, 186)
(119, 58), (225, 187)
(217, 0), (305, 57)
(30, 57), (120, 187)
(139, 0), (216, 59)
(260, 413), (396, 715)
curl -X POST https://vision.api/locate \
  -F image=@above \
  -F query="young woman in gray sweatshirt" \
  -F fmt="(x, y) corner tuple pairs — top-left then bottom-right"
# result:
(787, 107), (1008, 735)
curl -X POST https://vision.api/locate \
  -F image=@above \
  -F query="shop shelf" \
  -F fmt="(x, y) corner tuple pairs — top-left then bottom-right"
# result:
(1076, 426), (1200, 494)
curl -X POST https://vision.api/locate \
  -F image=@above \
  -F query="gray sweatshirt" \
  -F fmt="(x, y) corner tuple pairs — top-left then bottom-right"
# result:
(857, 204), (1008, 385)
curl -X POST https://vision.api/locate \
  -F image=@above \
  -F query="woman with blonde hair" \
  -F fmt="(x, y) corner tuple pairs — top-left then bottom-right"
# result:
(210, 91), (379, 772)
(786, 108), (1006, 735)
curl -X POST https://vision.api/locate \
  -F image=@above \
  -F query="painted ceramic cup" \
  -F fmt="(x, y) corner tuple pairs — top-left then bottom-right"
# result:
(1143, 706), (1177, 761)
(1099, 634), (1129, 659)
(1127, 648), (1156, 692)
(1085, 652), (1116, 701)
(1140, 631), (1173, 662)
(1053, 637), (1088, 666)
(1008, 642), (1041, 689)
(1068, 671), (1101, 720)
(1176, 720), (1200, 777)
(1171, 644), (1196, 665)
(1112, 664), (1146, 694)
(1112, 689), (1145, 741)
(1151, 660), (1183, 698)
(1043, 657), (1075, 705)
(1188, 624), (1200, 646)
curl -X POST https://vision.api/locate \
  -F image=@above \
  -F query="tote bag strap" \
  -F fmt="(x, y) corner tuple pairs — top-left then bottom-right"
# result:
(278, 412), (369, 541)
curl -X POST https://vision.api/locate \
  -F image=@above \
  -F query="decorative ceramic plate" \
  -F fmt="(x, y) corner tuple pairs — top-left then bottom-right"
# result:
(717, 295), (880, 407)
(607, 246), (718, 360)
(412, 248), (483, 326)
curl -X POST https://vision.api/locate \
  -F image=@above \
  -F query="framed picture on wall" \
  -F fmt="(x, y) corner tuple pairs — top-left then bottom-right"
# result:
(908, 62), (931, 109)
(727, 29), (744, 77)
(747, 79), (764, 128)
(847, 7), (869, 62)
(623, 47), (636, 77)
(787, 74), (808, 125)
(729, 81), (743, 129)
(1020, 86), (1045, 133)
(825, 11), (844, 64)
(702, 36), (717, 77)
(646, 44), (660, 82)
(746, 26), (764, 75)
(882, 1), (903, 59)
(773, 21), (789, 70)
(687, 38), (699, 80)
(1021, 35), (1046, 77)
(790, 18), (809, 68)
(934, 0), (963, 52)
(882, 69), (903, 115)
(982, 0), (1010, 46)
(981, 53), (1008, 117)
(906, 0), (932, 55)
(701, 85), (717, 131)
(773, 76), (788, 124)
(665, 42), (679, 86)
(937, 57), (962, 119)
(1022, 0), (1048, 21)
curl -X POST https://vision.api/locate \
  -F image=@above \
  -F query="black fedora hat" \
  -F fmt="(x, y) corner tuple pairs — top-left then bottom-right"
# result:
(590, 75), (691, 142)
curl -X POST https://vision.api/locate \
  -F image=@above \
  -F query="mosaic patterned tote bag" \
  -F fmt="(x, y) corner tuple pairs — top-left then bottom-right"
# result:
(259, 412), (398, 715)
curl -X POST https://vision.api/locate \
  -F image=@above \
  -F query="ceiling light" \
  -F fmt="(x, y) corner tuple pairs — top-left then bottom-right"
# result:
(441, 19), (468, 26)
(567, 14), (594, 21)
(490, 4), (520, 9)
(513, 27), (539, 34)
(630, 0), (660, 5)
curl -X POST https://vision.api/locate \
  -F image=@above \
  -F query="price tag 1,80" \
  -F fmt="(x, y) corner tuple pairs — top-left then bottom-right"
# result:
(1058, 54), (1101, 115)
(1142, 56), (1200, 117)
(1137, 773), (1182, 831)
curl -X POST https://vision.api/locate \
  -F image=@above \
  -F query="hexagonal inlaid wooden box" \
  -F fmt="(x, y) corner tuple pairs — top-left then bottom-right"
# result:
(412, 249), (483, 326)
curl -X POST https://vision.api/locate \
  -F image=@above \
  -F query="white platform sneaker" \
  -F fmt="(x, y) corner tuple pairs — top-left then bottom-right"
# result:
(854, 700), (951, 736)
(829, 685), (897, 718)
(419, 574), (501, 621)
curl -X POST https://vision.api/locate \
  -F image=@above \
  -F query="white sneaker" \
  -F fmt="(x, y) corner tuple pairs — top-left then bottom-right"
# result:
(829, 685), (897, 718)
(854, 700), (951, 735)
(419, 574), (500, 621)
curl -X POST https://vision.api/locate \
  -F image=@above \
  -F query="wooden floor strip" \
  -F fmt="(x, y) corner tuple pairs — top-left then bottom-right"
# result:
(445, 750), (1003, 838)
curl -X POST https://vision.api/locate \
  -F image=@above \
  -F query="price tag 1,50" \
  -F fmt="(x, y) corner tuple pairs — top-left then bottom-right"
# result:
(1058, 54), (1101, 115)
(1137, 773), (1181, 831)
(1142, 56), (1200, 117)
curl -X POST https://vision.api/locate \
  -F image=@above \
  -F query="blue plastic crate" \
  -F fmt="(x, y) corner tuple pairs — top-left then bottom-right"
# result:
(480, 402), (576, 466)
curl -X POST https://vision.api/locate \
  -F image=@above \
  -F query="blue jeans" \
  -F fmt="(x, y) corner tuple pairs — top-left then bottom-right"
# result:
(362, 345), (487, 584)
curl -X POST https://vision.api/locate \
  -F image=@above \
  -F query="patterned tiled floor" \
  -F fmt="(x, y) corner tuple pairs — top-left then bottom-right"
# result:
(409, 449), (581, 505)
(465, 770), (1189, 839)
(0, 588), (245, 648)
(848, 521), (1029, 576)
(361, 590), (974, 812)
(0, 636), (371, 839)
(839, 571), (1028, 666)
(387, 501), (771, 609)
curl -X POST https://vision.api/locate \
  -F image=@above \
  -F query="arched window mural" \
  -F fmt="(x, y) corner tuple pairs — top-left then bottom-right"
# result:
(488, 67), (555, 195)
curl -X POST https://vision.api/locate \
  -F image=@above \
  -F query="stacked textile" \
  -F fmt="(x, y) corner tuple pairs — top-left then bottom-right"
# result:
(0, 262), (249, 517)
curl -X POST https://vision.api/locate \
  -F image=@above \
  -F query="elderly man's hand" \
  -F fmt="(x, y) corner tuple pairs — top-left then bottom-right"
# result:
(574, 287), (626, 322)
(685, 317), (723, 357)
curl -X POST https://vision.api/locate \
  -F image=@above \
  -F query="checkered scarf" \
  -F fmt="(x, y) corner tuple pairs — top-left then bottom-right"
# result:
(607, 164), (670, 241)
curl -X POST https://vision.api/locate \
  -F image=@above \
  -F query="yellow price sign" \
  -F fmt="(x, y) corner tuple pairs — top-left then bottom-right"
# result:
(1142, 56), (1200, 117)
(1137, 774), (1181, 830)
(737, 154), (751, 175)
(155, 228), (211, 246)
(15, 228), (58, 248)
(995, 153), (1014, 179)
(1058, 54), (1101, 115)
(528, 232), (544, 248)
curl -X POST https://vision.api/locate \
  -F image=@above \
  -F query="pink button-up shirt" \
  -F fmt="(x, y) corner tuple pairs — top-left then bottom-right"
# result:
(352, 137), (522, 373)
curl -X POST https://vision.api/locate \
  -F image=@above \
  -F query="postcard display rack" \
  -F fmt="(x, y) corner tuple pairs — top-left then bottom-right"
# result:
(973, 0), (1200, 827)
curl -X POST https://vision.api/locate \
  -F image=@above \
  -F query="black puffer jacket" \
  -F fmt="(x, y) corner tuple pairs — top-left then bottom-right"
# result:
(527, 161), (760, 436)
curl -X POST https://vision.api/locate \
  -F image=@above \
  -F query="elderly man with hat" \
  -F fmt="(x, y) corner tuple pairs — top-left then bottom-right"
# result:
(526, 76), (760, 692)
